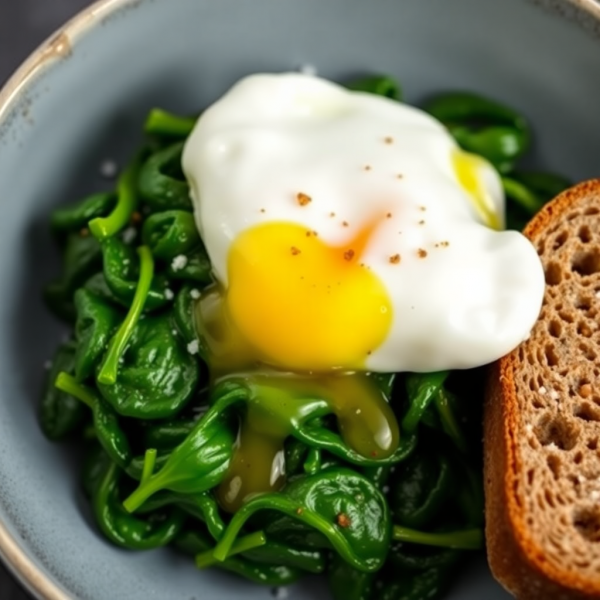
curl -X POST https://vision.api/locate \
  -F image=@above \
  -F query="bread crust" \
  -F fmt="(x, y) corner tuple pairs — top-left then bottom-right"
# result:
(485, 179), (600, 600)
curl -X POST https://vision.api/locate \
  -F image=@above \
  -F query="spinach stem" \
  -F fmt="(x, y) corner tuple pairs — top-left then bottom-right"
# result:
(54, 371), (95, 409)
(123, 476), (164, 514)
(89, 156), (140, 240)
(141, 448), (157, 485)
(144, 109), (196, 137)
(434, 389), (467, 453)
(304, 447), (321, 474)
(97, 246), (154, 385)
(195, 531), (267, 569)
(392, 525), (483, 550)
(211, 494), (374, 572)
(402, 371), (448, 433)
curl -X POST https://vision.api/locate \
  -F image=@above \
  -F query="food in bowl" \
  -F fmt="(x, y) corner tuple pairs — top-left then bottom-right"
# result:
(40, 71), (569, 599)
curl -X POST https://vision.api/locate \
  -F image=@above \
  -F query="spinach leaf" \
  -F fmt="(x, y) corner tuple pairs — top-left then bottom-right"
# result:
(74, 289), (121, 381)
(39, 343), (86, 440)
(96, 313), (199, 419)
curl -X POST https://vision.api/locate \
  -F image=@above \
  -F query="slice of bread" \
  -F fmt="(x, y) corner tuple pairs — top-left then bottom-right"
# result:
(485, 179), (600, 600)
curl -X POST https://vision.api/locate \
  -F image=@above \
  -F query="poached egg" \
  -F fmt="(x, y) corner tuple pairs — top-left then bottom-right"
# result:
(182, 73), (545, 374)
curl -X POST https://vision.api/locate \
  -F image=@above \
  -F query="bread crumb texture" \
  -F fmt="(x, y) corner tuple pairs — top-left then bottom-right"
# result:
(486, 180), (600, 600)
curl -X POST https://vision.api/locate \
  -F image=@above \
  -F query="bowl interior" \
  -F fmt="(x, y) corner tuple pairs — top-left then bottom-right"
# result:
(0, 0), (599, 598)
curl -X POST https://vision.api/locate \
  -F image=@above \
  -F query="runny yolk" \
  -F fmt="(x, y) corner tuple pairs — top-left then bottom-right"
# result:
(215, 373), (399, 513)
(223, 219), (393, 371)
(453, 150), (501, 230)
(194, 217), (399, 514)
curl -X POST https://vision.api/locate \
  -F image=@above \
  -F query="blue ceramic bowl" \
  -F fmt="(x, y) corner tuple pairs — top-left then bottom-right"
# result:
(1, 0), (600, 598)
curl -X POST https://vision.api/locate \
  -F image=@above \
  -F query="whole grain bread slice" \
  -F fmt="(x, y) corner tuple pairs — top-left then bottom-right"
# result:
(485, 179), (600, 600)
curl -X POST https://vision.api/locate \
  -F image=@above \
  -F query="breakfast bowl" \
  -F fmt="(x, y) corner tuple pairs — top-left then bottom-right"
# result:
(1, 1), (600, 599)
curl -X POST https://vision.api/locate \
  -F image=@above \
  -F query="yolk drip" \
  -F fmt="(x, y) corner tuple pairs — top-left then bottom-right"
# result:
(224, 220), (393, 371)
(453, 150), (501, 230)
(194, 218), (399, 513)
(216, 418), (286, 512)
(216, 373), (399, 513)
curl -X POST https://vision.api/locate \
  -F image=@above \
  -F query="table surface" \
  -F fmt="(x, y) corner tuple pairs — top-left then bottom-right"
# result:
(0, 2), (93, 596)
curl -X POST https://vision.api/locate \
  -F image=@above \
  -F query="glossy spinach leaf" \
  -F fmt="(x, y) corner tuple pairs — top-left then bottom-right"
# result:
(74, 289), (121, 382)
(166, 248), (212, 284)
(44, 233), (103, 321)
(138, 142), (192, 211)
(39, 343), (86, 440)
(242, 540), (326, 575)
(123, 393), (235, 510)
(93, 460), (184, 550)
(142, 418), (197, 450)
(51, 192), (116, 236)
(97, 313), (199, 419)
(142, 210), (200, 260)
(101, 237), (171, 311)
(213, 468), (391, 573)
(390, 452), (453, 529)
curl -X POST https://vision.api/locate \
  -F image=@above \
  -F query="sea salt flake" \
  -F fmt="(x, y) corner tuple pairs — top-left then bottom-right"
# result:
(538, 386), (547, 395)
(164, 288), (174, 300)
(190, 288), (201, 299)
(550, 390), (560, 400)
(171, 254), (188, 271)
(187, 340), (200, 355)
(122, 227), (137, 244)
(99, 159), (118, 179)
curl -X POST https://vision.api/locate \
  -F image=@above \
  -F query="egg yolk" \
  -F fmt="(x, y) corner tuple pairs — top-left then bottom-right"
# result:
(224, 219), (393, 372)
(453, 150), (501, 230)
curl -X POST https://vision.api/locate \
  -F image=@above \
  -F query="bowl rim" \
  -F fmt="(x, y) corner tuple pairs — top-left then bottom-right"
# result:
(0, 0), (138, 597)
(1, 0), (600, 598)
